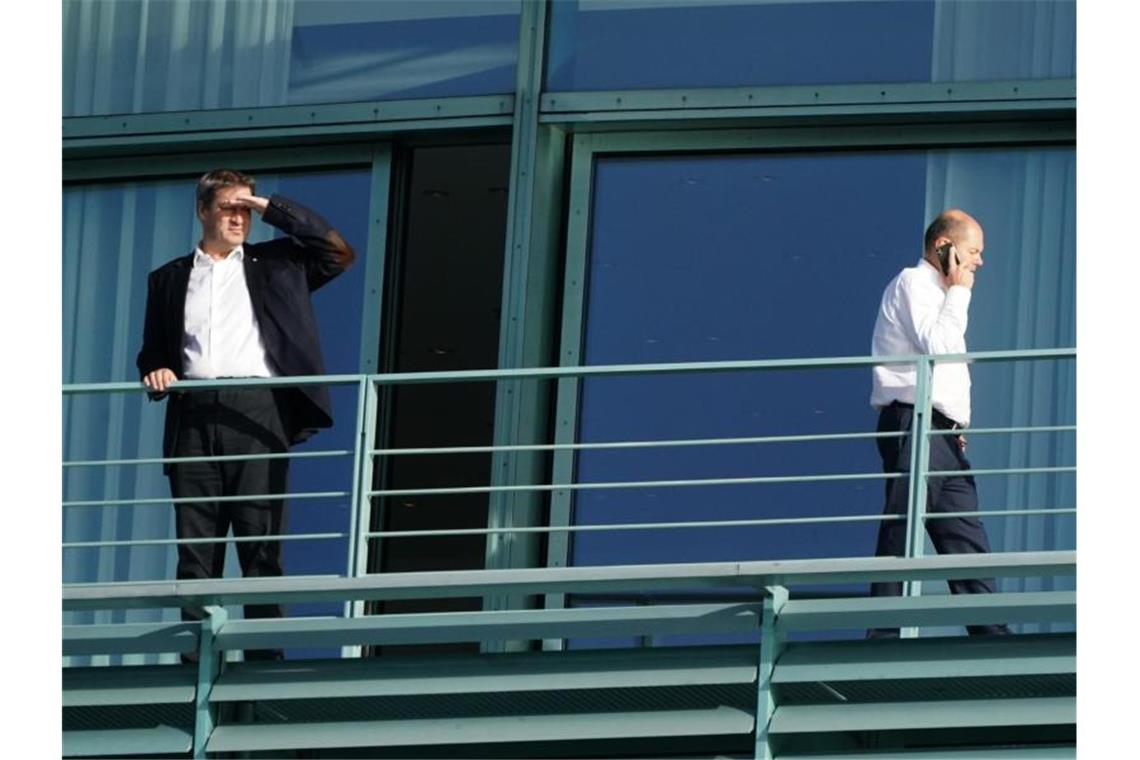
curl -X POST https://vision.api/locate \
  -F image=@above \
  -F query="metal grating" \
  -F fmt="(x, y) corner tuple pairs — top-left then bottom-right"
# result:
(235, 682), (755, 725)
(777, 673), (1075, 705)
(63, 702), (193, 732)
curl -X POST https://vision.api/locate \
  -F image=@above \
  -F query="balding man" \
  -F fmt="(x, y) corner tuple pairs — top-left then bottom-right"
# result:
(867, 210), (1010, 638)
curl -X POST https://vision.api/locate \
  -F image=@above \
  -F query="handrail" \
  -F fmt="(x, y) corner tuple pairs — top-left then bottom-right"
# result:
(62, 348), (1076, 600)
(62, 349), (1075, 396)
(62, 550), (1076, 611)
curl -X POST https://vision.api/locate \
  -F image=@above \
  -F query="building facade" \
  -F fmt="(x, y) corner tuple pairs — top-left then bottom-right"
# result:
(62, 1), (1077, 757)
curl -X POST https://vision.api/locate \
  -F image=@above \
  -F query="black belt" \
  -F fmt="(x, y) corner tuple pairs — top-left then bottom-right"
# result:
(888, 401), (965, 430)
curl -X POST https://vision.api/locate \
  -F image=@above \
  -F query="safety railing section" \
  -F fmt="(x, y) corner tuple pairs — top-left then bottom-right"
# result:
(62, 348), (1076, 610)
(62, 552), (1077, 759)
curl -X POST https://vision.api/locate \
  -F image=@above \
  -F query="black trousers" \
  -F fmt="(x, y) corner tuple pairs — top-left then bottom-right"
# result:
(169, 387), (291, 661)
(869, 402), (1010, 637)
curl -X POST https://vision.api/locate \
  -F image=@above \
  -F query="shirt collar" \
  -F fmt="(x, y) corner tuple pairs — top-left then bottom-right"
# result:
(918, 257), (947, 290)
(193, 245), (244, 267)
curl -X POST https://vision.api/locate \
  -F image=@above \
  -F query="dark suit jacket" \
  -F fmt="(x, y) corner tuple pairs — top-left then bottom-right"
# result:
(136, 194), (355, 471)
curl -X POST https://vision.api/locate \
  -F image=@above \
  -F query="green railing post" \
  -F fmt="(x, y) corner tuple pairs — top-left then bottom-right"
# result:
(343, 378), (378, 657)
(754, 585), (788, 760)
(901, 357), (934, 637)
(193, 605), (227, 759)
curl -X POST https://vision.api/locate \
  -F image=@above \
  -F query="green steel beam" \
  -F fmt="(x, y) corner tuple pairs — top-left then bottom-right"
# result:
(902, 359), (935, 618)
(209, 645), (756, 702)
(773, 633), (1075, 683)
(214, 602), (761, 652)
(484, 0), (553, 627)
(62, 551), (1075, 611)
(775, 591), (1075, 633)
(540, 79), (1075, 121)
(544, 132), (597, 626)
(63, 664), (196, 706)
(206, 707), (755, 752)
(63, 622), (199, 657)
(63, 727), (193, 758)
(193, 606), (227, 760)
(768, 696), (1074, 734)
(345, 379), (380, 652)
(357, 147), (393, 375)
(755, 586), (788, 760)
(64, 95), (514, 140)
(584, 120), (1073, 154)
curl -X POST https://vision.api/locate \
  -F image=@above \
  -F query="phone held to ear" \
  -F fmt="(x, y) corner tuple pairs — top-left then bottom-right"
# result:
(936, 242), (960, 276)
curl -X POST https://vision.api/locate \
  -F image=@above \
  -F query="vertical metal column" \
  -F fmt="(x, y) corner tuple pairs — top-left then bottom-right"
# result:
(754, 586), (788, 760)
(901, 357), (934, 638)
(343, 378), (379, 657)
(543, 133), (596, 649)
(192, 605), (227, 759)
(485, 0), (553, 637)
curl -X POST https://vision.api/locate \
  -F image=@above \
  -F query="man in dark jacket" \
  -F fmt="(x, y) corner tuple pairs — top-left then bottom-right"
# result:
(136, 169), (354, 659)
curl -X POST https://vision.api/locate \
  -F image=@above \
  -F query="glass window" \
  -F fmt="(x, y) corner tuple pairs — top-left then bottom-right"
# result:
(546, 0), (1075, 91)
(62, 168), (372, 659)
(568, 146), (1075, 612)
(63, 0), (521, 117)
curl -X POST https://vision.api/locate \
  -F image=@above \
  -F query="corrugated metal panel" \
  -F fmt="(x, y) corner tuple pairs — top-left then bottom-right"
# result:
(211, 644), (758, 701)
(769, 696), (1075, 734)
(62, 726), (193, 758)
(206, 706), (755, 752)
(63, 664), (196, 707)
(774, 633), (1075, 682)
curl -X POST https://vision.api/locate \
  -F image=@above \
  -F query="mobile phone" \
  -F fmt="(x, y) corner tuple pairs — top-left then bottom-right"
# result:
(936, 243), (959, 276)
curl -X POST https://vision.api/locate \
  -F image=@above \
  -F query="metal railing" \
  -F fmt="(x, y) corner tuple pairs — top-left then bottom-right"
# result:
(62, 348), (1076, 603)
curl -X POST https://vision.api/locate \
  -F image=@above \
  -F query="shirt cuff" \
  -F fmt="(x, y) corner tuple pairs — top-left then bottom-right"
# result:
(945, 284), (972, 313)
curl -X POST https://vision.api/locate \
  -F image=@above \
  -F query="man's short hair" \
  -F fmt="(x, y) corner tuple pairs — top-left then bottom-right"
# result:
(196, 169), (256, 209)
(923, 213), (968, 253)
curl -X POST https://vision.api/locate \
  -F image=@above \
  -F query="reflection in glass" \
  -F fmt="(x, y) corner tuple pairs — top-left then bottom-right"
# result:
(546, 0), (1075, 91)
(63, 0), (520, 117)
(570, 148), (1075, 628)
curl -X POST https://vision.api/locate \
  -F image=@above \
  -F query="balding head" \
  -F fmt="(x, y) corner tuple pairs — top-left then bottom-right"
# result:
(921, 208), (986, 282)
(923, 209), (982, 255)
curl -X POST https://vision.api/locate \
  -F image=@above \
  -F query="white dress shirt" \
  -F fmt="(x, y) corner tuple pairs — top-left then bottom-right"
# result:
(870, 258), (972, 426)
(182, 246), (276, 380)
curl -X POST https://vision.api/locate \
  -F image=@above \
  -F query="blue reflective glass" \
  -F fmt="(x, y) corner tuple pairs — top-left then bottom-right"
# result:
(546, 0), (1075, 91)
(62, 169), (371, 658)
(63, 0), (520, 117)
(570, 147), (1075, 605)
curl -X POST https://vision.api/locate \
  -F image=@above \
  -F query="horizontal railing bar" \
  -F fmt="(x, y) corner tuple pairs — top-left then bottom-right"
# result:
(925, 508), (1077, 520)
(63, 450), (353, 468)
(370, 431), (900, 457)
(63, 533), (347, 549)
(363, 514), (905, 539)
(62, 374), (365, 395)
(926, 466), (1075, 477)
(61, 349), (1075, 396)
(62, 491), (349, 508)
(60, 551), (1076, 611)
(369, 425), (1076, 456)
(369, 471), (901, 498)
(925, 425), (1076, 437)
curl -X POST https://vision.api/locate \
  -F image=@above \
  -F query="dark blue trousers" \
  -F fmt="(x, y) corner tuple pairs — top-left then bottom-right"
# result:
(869, 402), (1010, 637)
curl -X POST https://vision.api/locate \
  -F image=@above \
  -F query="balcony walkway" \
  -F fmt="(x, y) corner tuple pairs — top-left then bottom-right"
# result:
(63, 552), (1075, 759)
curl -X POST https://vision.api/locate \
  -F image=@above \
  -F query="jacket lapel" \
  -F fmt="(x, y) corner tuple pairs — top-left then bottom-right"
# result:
(169, 254), (193, 373)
